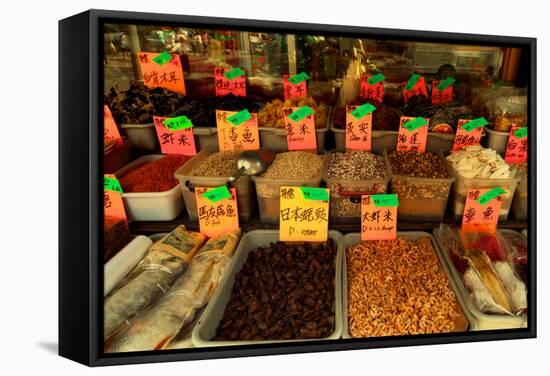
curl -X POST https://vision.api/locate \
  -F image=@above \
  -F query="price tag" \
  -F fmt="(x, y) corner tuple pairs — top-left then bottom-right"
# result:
(103, 174), (127, 221)
(504, 125), (528, 164)
(461, 117), (488, 132)
(402, 74), (428, 103)
(361, 194), (398, 241)
(216, 110), (260, 151)
(360, 74), (385, 102)
(279, 186), (329, 242)
(461, 188), (505, 233)
(283, 74), (308, 100)
(153, 116), (197, 156)
(284, 106), (317, 151)
(195, 186), (239, 237)
(431, 79), (454, 105)
(452, 119), (484, 151)
(214, 67), (246, 97)
(104, 105), (121, 143)
(138, 52), (186, 95)
(397, 116), (428, 152)
(345, 105), (374, 151)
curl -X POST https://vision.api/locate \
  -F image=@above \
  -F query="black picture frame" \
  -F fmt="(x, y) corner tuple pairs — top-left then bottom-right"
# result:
(59, 9), (537, 367)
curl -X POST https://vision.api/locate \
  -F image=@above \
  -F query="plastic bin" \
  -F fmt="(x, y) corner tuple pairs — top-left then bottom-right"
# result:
(104, 138), (131, 174)
(485, 128), (509, 155)
(120, 123), (158, 151)
(445, 154), (520, 221)
(427, 132), (454, 153)
(511, 169), (528, 220)
(433, 228), (527, 330)
(193, 127), (219, 151)
(173, 149), (254, 222)
(342, 232), (472, 338)
(323, 150), (390, 223)
(252, 153), (327, 224)
(115, 155), (188, 221)
(192, 229), (343, 346)
(385, 150), (455, 221)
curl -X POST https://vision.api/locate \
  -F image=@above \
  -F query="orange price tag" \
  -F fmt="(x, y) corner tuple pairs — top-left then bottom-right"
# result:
(103, 174), (127, 222)
(431, 80), (453, 105)
(345, 105), (372, 151)
(279, 186), (329, 242)
(360, 74), (384, 102)
(397, 116), (428, 152)
(214, 67), (246, 97)
(104, 105), (121, 142)
(153, 116), (197, 156)
(360, 194), (397, 241)
(195, 186), (239, 238)
(504, 125), (528, 164)
(283, 74), (307, 100)
(452, 119), (483, 151)
(461, 188), (504, 233)
(137, 52), (186, 95)
(401, 76), (428, 103)
(283, 107), (317, 151)
(215, 110), (260, 151)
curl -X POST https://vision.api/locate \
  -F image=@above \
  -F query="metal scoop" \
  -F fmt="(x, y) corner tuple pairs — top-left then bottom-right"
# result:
(229, 151), (273, 182)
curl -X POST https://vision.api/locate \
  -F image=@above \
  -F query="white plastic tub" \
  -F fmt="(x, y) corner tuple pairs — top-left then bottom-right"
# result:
(485, 128), (509, 155)
(193, 127), (219, 151)
(115, 155), (188, 221)
(120, 123), (158, 151)
(192, 229), (344, 346)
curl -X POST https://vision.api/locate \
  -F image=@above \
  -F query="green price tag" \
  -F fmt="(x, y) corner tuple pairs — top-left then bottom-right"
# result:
(404, 74), (421, 91)
(351, 103), (377, 120)
(301, 187), (329, 201)
(514, 127), (528, 139)
(288, 105), (315, 122)
(462, 117), (489, 133)
(367, 73), (385, 85)
(477, 187), (507, 205)
(152, 51), (173, 65)
(163, 116), (193, 131)
(202, 186), (232, 203)
(372, 194), (399, 207)
(437, 77), (456, 91)
(288, 72), (310, 85)
(227, 109), (252, 126)
(403, 117), (428, 131)
(104, 177), (122, 193)
(224, 67), (245, 80)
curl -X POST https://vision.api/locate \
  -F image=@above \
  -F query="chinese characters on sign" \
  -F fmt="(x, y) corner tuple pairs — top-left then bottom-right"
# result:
(138, 52), (186, 95)
(345, 104), (374, 150)
(360, 74), (385, 102)
(461, 188), (505, 233)
(279, 186), (329, 242)
(361, 194), (398, 241)
(401, 74), (428, 103)
(283, 73), (308, 100)
(504, 126), (528, 164)
(215, 110), (260, 151)
(431, 78), (454, 105)
(452, 118), (484, 151)
(103, 174), (127, 222)
(214, 67), (246, 97)
(284, 106), (317, 151)
(153, 116), (197, 156)
(195, 186), (239, 237)
(396, 116), (428, 152)
(104, 105), (121, 143)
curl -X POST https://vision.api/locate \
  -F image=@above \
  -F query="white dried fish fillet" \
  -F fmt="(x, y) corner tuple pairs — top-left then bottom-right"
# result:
(493, 261), (527, 314)
(464, 267), (512, 315)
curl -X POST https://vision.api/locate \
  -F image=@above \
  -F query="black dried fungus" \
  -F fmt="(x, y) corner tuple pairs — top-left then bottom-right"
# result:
(333, 98), (401, 131)
(389, 150), (449, 178)
(214, 241), (337, 341)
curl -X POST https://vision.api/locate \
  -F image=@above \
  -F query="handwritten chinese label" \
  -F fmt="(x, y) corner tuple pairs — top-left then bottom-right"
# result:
(138, 52), (186, 95)
(505, 125), (528, 164)
(452, 118), (484, 151)
(279, 186), (329, 242)
(283, 74), (308, 100)
(103, 174), (127, 221)
(153, 116), (197, 156)
(195, 186), (239, 237)
(402, 74), (428, 103)
(361, 194), (398, 241)
(215, 67), (246, 97)
(346, 105), (373, 151)
(461, 117), (488, 132)
(360, 74), (385, 102)
(431, 78), (455, 105)
(104, 105), (121, 143)
(284, 106), (317, 151)
(461, 188), (505, 233)
(397, 116), (428, 152)
(215, 110), (260, 151)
